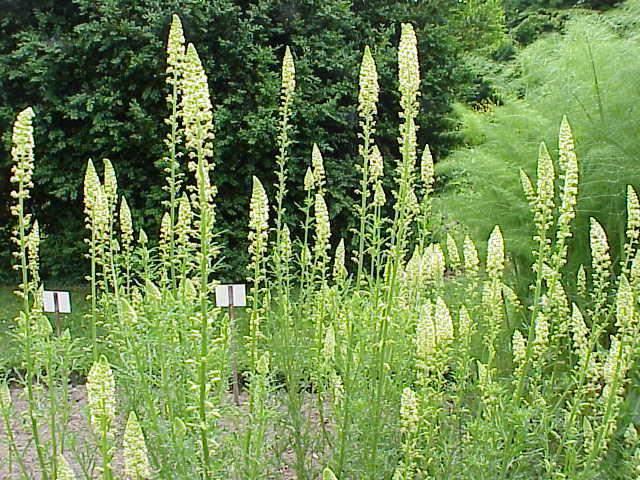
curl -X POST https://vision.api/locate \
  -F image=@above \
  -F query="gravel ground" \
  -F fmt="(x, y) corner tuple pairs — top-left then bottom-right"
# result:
(0, 385), (330, 479)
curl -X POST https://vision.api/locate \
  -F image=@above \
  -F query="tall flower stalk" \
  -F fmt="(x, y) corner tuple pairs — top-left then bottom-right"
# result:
(181, 41), (217, 478)
(355, 46), (379, 285)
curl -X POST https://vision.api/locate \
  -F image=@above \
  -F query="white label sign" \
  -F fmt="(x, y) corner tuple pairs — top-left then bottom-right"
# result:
(215, 284), (246, 307)
(43, 291), (71, 313)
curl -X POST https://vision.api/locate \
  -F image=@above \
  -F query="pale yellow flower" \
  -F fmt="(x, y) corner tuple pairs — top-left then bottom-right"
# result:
(312, 143), (326, 192)
(626, 186), (640, 246)
(512, 329), (526, 368)
(369, 144), (383, 182)
(181, 43), (214, 163)
(570, 303), (589, 359)
(102, 159), (118, 212)
(57, 455), (77, 480)
(332, 238), (347, 280)
(398, 23), (420, 114)
(314, 193), (331, 259)
(590, 218), (611, 277)
(10, 107), (36, 201)
(373, 182), (386, 207)
(87, 356), (116, 435)
(358, 45), (379, 120)
(167, 14), (186, 81)
(416, 301), (435, 359)
(519, 169), (535, 206)
(323, 323), (336, 363)
(84, 159), (101, 218)
(421, 145), (434, 192)
(399, 387), (419, 436)
(123, 411), (151, 479)
(446, 233), (461, 272)
(0, 382), (11, 410)
(282, 46), (296, 102)
(434, 296), (453, 347)
(248, 176), (269, 261)
(486, 226), (504, 280)
(556, 117), (579, 248)
(304, 167), (315, 191)
(323, 467), (338, 480)
(120, 198), (133, 254)
(535, 142), (555, 233)
(463, 235), (480, 277)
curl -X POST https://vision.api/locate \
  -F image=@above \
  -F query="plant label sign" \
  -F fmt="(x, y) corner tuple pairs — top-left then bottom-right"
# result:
(215, 284), (246, 307)
(43, 290), (71, 313)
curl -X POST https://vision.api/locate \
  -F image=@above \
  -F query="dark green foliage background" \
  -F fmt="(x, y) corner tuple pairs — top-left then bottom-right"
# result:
(0, 0), (471, 282)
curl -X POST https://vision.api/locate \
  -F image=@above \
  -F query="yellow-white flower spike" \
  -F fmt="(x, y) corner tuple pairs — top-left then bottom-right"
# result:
(304, 167), (315, 191)
(102, 158), (118, 211)
(421, 145), (434, 192)
(558, 115), (576, 173)
(615, 275), (636, 337)
(626, 186), (640, 245)
(281, 223), (293, 264)
(159, 211), (172, 264)
(590, 218), (611, 275)
(323, 323), (336, 363)
(535, 142), (555, 233)
(446, 233), (461, 272)
(399, 387), (419, 436)
(631, 251), (640, 290)
(10, 107), (36, 202)
(282, 46), (296, 101)
(314, 192), (331, 259)
(577, 264), (587, 297)
(519, 169), (535, 206)
(602, 336), (630, 388)
(398, 23), (420, 114)
(512, 329), (526, 368)
(532, 311), (549, 361)
(57, 454), (76, 480)
(373, 182), (386, 207)
(323, 467), (338, 480)
(486, 226), (505, 280)
(425, 243), (445, 283)
(416, 301), (435, 359)
(407, 188), (419, 216)
(182, 43), (214, 162)
(87, 356), (116, 435)
(458, 304), (473, 339)
(333, 238), (347, 281)
(0, 382), (11, 410)
(27, 220), (41, 285)
(167, 14), (186, 80)
(464, 235), (480, 277)
(434, 296), (453, 347)
(570, 303), (589, 366)
(139, 228), (148, 245)
(256, 351), (270, 375)
(120, 198), (133, 254)
(556, 118), (579, 254)
(312, 143), (326, 192)
(369, 144), (383, 182)
(624, 424), (639, 447)
(123, 411), (151, 480)
(249, 176), (269, 262)
(84, 160), (100, 217)
(359, 45), (379, 120)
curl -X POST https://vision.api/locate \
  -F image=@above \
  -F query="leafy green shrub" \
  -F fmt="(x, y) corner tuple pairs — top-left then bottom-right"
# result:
(0, 0), (472, 283)
(436, 3), (640, 286)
